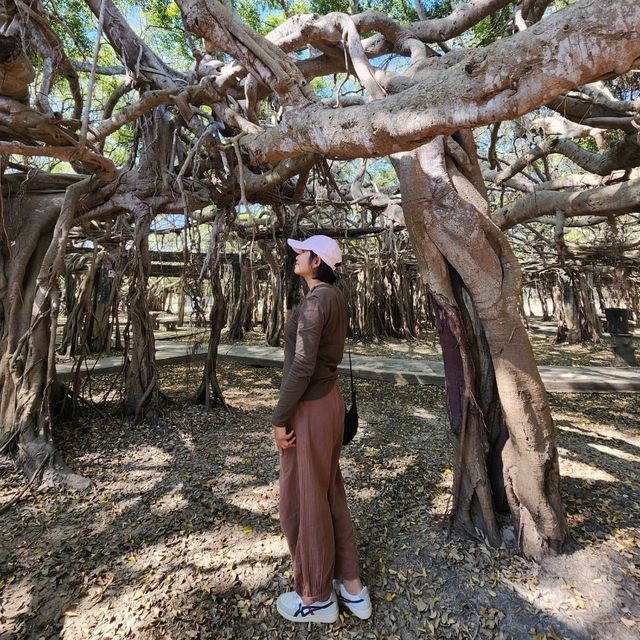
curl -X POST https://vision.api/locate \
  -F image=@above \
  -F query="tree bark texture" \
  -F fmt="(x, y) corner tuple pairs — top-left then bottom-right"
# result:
(226, 255), (254, 341)
(535, 279), (553, 321)
(0, 34), (35, 103)
(90, 251), (124, 353)
(0, 184), (92, 487)
(553, 270), (601, 344)
(263, 244), (284, 347)
(193, 209), (227, 409)
(123, 208), (159, 424)
(392, 139), (567, 559)
(235, 0), (640, 164)
(58, 249), (123, 356)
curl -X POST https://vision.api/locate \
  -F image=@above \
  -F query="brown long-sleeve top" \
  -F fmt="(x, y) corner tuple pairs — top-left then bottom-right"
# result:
(271, 283), (348, 426)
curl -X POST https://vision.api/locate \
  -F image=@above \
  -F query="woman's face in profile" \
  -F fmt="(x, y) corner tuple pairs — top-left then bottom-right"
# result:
(293, 250), (317, 278)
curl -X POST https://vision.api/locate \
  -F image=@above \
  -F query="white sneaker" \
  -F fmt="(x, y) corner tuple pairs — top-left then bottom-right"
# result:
(334, 580), (372, 619)
(276, 590), (339, 623)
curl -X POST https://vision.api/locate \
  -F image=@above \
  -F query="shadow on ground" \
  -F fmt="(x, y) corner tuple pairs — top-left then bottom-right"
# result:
(0, 363), (638, 639)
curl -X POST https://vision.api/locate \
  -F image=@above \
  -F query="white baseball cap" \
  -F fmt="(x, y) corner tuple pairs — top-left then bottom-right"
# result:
(287, 235), (342, 271)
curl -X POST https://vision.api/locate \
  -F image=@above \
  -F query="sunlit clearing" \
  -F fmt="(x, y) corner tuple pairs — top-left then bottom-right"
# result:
(557, 448), (618, 482)
(226, 482), (279, 518)
(152, 483), (188, 514)
(412, 406), (439, 421)
(0, 576), (33, 629)
(587, 443), (640, 463)
(59, 529), (288, 637)
(370, 454), (416, 480)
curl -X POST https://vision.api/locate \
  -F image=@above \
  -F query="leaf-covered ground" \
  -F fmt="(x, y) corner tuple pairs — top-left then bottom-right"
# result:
(1, 361), (639, 640)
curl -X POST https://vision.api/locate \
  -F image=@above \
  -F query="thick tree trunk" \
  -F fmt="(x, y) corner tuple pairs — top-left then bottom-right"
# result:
(577, 271), (601, 341)
(0, 34), (35, 103)
(431, 287), (503, 548)
(556, 273), (580, 344)
(392, 138), (567, 559)
(0, 184), (92, 487)
(554, 270), (600, 344)
(454, 274), (510, 515)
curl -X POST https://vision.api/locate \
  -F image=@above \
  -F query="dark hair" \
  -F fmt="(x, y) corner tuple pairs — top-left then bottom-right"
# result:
(309, 251), (338, 284)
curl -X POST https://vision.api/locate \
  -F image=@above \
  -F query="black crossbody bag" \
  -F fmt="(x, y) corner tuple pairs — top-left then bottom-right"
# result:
(343, 337), (358, 445)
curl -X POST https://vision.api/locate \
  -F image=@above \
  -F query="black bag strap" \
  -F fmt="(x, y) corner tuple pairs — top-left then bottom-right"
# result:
(347, 333), (356, 405)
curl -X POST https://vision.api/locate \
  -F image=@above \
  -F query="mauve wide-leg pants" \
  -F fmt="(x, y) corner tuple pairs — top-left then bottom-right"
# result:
(279, 384), (361, 602)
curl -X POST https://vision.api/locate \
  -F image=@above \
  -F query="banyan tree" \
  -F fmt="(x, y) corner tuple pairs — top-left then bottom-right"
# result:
(1, 0), (639, 560)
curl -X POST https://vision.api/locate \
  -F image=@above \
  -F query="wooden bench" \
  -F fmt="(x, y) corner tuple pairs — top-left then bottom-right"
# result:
(159, 318), (178, 332)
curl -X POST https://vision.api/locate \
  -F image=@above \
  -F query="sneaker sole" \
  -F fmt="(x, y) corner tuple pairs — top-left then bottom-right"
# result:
(345, 604), (372, 620)
(333, 581), (372, 619)
(276, 601), (338, 624)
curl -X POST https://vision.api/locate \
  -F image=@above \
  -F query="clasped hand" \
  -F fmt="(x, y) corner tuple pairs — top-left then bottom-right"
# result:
(272, 425), (296, 454)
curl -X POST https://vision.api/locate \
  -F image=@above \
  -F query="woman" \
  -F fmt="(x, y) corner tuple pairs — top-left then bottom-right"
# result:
(271, 234), (372, 624)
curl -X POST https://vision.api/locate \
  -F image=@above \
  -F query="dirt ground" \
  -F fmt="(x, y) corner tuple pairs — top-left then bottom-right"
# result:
(1, 354), (639, 639)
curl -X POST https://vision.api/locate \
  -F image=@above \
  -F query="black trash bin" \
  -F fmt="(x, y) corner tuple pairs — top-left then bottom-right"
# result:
(604, 308), (630, 334)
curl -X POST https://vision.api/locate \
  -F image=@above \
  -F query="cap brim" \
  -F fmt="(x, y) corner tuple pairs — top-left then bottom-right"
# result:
(287, 239), (307, 253)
